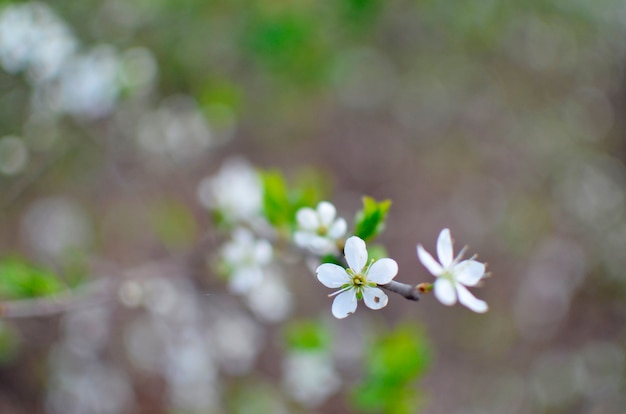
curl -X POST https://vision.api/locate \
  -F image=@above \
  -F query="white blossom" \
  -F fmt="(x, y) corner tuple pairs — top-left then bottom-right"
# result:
(417, 228), (488, 313)
(283, 351), (341, 406)
(316, 236), (398, 319)
(221, 228), (272, 294)
(197, 158), (263, 224)
(294, 201), (347, 255)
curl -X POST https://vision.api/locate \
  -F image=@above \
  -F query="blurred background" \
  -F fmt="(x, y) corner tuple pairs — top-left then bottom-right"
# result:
(1, 0), (626, 413)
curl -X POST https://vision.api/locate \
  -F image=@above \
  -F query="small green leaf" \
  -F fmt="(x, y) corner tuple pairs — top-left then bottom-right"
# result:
(261, 170), (292, 228)
(353, 196), (392, 241)
(261, 169), (328, 230)
(0, 257), (65, 300)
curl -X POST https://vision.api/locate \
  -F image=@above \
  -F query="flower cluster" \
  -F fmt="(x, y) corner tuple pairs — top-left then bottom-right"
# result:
(316, 228), (488, 318)
(198, 161), (491, 321)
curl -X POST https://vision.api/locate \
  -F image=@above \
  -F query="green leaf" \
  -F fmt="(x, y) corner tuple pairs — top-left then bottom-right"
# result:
(284, 319), (330, 351)
(350, 324), (432, 413)
(261, 169), (328, 230)
(353, 196), (392, 241)
(261, 170), (292, 228)
(0, 257), (65, 300)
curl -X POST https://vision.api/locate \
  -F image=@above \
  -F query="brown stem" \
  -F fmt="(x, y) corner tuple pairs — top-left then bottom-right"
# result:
(379, 280), (421, 301)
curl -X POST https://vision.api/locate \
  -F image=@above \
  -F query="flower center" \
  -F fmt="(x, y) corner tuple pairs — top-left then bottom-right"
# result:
(316, 225), (328, 236)
(351, 273), (367, 286)
(440, 270), (456, 285)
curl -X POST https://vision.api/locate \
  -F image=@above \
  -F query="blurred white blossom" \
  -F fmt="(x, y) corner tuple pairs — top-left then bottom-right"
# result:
(221, 228), (273, 294)
(294, 201), (347, 255)
(283, 351), (341, 406)
(245, 270), (293, 322)
(56, 46), (121, 120)
(197, 158), (264, 224)
(0, 2), (76, 82)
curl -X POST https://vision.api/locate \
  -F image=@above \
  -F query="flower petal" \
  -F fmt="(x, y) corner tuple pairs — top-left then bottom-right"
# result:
(309, 236), (336, 255)
(331, 290), (358, 319)
(316, 263), (351, 288)
(327, 218), (347, 239)
(455, 260), (485, 287)
(437, 228), (454, 267)
(434, 278), (457, 306)
(294, 231), (314, 248)
(296, 208), (319, 231)
(367, 258), (398, 284)
(417, 245), (443, 276)
(456, 284), (488, 313)
(345, 236), (367, 272)
(317, 201), (336, 226)
(254, 240), (273, 265)
(229, 267), (263, 294)
(362, 287), (389, 310)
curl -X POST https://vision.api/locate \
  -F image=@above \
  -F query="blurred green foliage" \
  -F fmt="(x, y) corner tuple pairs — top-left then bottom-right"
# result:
(351, 324), (432, 414)
(284, 319), (330, 351)
(0, 257), (65, 300)
(353, 196), (391, 242)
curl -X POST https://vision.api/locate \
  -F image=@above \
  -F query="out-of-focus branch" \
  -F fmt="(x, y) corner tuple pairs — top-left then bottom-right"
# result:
(0, 279), (115, 318)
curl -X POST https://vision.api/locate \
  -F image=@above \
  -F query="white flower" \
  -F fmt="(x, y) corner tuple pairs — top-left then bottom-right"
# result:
(416, 228), (488, 313)
(316, 236), (398, 319)
(283, 351), (341, 406)
(197, 158), (263, 224)
(221, 228), (273, 294)
(294, 201), (347, 255)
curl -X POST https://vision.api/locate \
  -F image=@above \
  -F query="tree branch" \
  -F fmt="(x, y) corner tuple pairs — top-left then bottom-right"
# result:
(379, 280), (421, 301)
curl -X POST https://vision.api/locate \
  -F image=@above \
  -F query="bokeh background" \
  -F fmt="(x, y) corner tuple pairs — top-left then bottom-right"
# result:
(1, 1), (626, 413)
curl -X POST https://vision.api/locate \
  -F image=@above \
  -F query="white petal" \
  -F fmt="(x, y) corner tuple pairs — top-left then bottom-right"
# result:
(434, 278), (457, 306)
(294, 231), (314, 248)
(367, 258), (398, 284)
(327, 218), (347, 239)
(331, 290), (358, 319)
(317, 201), (336, 226)
(316, 263), (351, 288)
(362, 287), (389, 310)
(455, 260), (485, 287)
(417, 245), (443, 276)
(229, 267), (263, 294)
(345, 236), (367, 272)
(456, 284), (488, 313)
(296, 208), (319, 231)
(437, 228), (454, 267)
(309, 236), (336, 255)
(254, 240), (273, 264)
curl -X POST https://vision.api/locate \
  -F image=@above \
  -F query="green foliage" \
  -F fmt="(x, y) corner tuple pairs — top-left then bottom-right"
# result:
(262, 170), (292, 228)
(0, 258), (65, 300)
(353, 196), (391, 242)
(261, 169), (324, 230)
(284, 319), (330, 351)
(350, 324), (432, 414)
